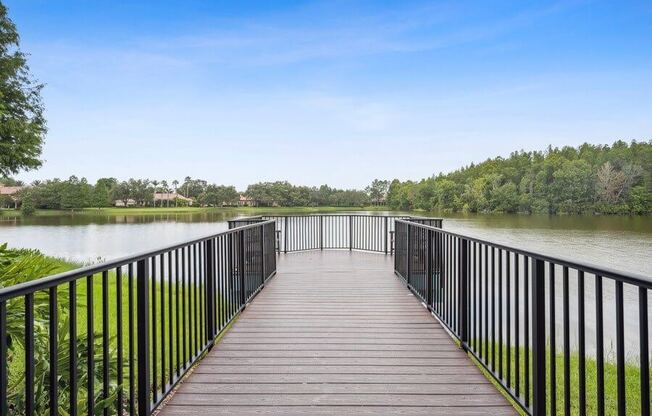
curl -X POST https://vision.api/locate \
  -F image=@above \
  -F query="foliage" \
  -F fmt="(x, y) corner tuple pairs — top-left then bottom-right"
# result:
(90, 177), (117, 208)
(365, 179), (389, 203)
(245, 181), (370, 207)
(4, 141), (650, 215)
(19, 189), (34, 215)
(0, 2), (46, 176)
(198, 184), (239, 206)
(385, 141), (651, 215)
(178, 176), (207, 199)
(0, 244), (119, 415)
(0, 192), (11, 207)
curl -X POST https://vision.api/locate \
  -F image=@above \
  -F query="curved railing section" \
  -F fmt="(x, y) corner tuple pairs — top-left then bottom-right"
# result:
(0, 220), (277, 416)
(394, 219), (651, 416)
(229, 214), (443, 253)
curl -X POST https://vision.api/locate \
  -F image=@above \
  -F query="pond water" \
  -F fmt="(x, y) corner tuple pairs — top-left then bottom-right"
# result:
(0, 210), (649, 276)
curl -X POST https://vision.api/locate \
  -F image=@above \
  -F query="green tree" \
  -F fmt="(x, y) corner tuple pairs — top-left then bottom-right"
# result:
(491, 182), (519, 213)
(550, 160), (594, 214)
(109, 181), (131, 206)
(19, 190), (34, 215)
(0, 2), (46, 176)
(127, 178), (154, 206)
(199, 185), (239, 207)
(91, 177), (117, 207)
(365, 179), (389, 204)
(60, 176), (92, 210)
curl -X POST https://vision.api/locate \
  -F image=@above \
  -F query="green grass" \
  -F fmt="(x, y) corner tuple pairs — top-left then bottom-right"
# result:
(468, 340), (651, 415)
(0, 205), (389, 218)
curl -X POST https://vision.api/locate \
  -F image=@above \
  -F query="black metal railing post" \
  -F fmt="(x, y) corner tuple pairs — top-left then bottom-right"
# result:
(349, 216), (353, 250)
(640, 288), (650, 416)
(320, 215), (323, 250)
(136, 258), (151, 416)
(406, 224), (411, 287)
(531, 258), (546, 416)
(0, 301), (6, 416)
(205, 238), (216, 342)
(260, 225), (265, 285)
(284, 217), (288, 253)
(384, 217), (389, 254)
(426, 229), (433, 306)
(275, 230), (281, 253)
(459, 238), (469, 348)
(239, 230), (246, 305)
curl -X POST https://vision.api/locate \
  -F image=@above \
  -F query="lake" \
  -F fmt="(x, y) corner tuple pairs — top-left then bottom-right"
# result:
(0, 209), (649, 276)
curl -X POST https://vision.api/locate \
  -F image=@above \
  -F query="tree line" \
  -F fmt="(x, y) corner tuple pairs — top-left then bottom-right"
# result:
(386, 140), (651, 215)
(0, 176), (386, 214)
(2, 141), (650, 215)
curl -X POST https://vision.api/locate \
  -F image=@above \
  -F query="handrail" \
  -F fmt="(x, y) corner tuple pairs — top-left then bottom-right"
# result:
(0, 220), (277, 416)
(394, 219), (651, 416)
(0, 220), (277, 301)
(256, 214), (442, 253)
(397, 219), (651, 287)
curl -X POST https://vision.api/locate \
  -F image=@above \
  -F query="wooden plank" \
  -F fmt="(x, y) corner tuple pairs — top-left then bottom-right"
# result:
(218, 338), (457, 345)
(199, 357), (473, 366)
(222, 333), (453, 339)
(176, 383), (499, 395)
(214, 344), (462, 351)
(185, 373), (493, 384)
(160, 405), (518, 416)
(208, 350), (466, 358)
(164, 393), (512, 406)
(192, 365), (478, 374)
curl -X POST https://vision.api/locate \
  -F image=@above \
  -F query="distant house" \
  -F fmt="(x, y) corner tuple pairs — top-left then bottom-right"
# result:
(238, 195), (257, 207)
(154, 192), (193, 206)
(0, 186), (24, 208)
(114, 199), (137, 207)
(237, 194), (278, 207)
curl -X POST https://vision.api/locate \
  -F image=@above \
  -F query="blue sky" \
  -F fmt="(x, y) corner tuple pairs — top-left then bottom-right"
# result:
(7, 0), (652, 189)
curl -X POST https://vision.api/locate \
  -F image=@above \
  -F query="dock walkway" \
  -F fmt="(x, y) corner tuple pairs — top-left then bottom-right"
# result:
(160, 250), (516, 415)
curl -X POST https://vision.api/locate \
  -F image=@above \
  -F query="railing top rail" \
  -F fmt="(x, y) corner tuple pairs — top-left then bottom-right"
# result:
(396, 219), (651, 287)
(261, 214), (440, 219)
(229, 215), (264, 221)
(0, 219), (277, 301)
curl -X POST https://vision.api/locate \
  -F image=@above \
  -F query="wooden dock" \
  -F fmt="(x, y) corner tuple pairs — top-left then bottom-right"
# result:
(159, 250), (516, 415)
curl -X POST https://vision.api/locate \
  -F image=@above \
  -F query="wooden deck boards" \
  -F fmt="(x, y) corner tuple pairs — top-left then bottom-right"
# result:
(159, 251), (516, 416)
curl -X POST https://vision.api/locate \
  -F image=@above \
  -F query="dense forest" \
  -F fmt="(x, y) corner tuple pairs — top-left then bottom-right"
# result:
(386, 141), (651, 215)
(2, 141), (650, 215)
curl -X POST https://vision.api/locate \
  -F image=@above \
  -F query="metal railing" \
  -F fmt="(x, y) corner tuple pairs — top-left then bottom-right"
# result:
(394, 219), (651, 416)
(0, 220), (277, 416)
(229, 214), (443, 254)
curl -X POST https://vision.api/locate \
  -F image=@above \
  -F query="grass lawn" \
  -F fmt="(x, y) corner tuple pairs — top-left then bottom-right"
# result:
(469, 340), (651, 415)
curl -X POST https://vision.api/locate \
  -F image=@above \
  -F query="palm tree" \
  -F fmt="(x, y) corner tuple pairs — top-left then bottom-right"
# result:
(172, 180), (179, 207)
(183, 176), (191, 198)
(152, 180), (159, 207)
(161, 180), (170, 207)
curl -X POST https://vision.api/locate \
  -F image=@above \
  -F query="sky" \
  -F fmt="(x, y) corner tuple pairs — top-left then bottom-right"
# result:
(6, 0), (652, 190)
